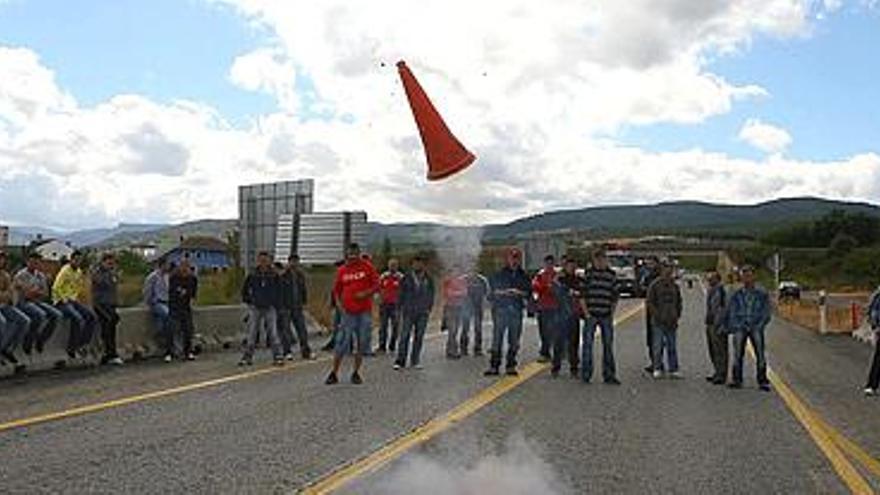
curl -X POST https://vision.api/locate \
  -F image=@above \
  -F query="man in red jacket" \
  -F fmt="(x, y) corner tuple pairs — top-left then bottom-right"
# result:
(326, 243), (379, 385)
(532, 255), (559, 363)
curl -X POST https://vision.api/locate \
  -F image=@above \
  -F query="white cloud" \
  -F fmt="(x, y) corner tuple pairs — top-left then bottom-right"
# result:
(738, 119), (793, 154)
(1, 0), (877, 232)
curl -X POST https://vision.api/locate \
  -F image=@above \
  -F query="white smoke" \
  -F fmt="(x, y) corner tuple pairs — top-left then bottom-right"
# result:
(370, 434), (571, 495)
(430, 225), (484, 273)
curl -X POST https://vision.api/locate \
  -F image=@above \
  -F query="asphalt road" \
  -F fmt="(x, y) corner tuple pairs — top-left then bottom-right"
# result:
(0, 290), (877, 494)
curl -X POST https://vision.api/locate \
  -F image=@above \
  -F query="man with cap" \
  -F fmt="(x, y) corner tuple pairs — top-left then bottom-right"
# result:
(724, 265), (772, 392)
(485, 247), (531, 377)
(0, 251), (30, 370)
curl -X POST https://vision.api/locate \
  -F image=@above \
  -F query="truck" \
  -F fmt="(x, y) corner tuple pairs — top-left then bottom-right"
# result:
(605, 247), (639, 298)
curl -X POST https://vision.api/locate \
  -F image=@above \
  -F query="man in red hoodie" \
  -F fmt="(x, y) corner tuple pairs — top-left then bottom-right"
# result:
(326, 243), (379, 385)
(532, 255), (559, 363)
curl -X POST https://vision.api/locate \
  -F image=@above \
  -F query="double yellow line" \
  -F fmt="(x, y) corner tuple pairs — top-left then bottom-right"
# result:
(301, 305), (645, 494)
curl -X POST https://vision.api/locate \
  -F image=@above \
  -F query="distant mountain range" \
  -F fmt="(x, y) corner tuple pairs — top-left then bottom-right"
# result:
(7, 197), (879, 250)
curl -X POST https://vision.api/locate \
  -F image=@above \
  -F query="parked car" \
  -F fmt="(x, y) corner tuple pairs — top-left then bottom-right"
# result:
(779, 281), (802, 300)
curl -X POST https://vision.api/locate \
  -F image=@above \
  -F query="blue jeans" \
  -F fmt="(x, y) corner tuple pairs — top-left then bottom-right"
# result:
(396, 312), (429, 367)
(57, 301), (98, 354)
(651, 325), (679, 373)
(0, 305), (31, 353)
(732, 327), (768, 385)
(490, 306), (523, 370)
(582, 315), (616, 382)
(461, 301), (484, 353)
(17, 301), (63, 353)
(337, 311), (371, 357)
(244, 306), (281, 360)
(149, 303), (173, 355)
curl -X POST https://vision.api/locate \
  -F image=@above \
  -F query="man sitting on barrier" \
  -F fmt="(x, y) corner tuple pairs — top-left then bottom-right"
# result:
(143, 258), (173, 362)
(0, 250), (30, 371)
(52, 250), (99, 359)
(14, 252), (63, 357)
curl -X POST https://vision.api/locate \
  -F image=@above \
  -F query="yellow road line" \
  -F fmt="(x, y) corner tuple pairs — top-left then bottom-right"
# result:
(821, 419), (880, 481)
(302, 306), (644, 495)
(743, 343), (875, 494)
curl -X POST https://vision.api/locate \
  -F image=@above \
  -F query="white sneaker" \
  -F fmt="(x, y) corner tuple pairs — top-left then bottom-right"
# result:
(652, 370), (663, 379)
(285, 353), (295, 361)
(163, 354), (173, 363)
(669, 371), (683, 380)
(413, 364), (424, 370)
(186, 353), (196, 361)
(864, 388), (877, 397)
(393, 363), (402, 371)
(108, 357), (124, 366)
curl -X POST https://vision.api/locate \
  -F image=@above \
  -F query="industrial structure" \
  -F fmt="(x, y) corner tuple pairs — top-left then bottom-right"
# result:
(238, 180), (314, 271)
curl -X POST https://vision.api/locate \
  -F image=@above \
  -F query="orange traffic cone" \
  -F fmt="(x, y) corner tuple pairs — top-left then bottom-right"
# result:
(397, 61), (476, 181)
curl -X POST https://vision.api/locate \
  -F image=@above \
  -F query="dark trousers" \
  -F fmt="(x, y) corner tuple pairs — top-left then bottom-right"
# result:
(172, 308), (194, 355)
(552, 314), (580, 372)
(396, 312), (429, 367)
(645, 307), (654, 361)
(277, 308), (311, 356)
(94, 303), (120, 360)
(706, 324), (729, 381)
(732, 328), (768, 385)
(537, 310), (556, 358)
(582, 315), (616, 382)
(378, 303), (400, 351)
(867, 336), (880, 390)
(490, 307), (523, 370)
(57, 301), (98, 354)
(461, 302), (484, 353)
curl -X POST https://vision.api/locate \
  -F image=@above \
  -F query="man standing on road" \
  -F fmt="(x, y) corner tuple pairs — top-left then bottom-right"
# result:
(724, 265), (772, 392)
(143, 258), (173, 361)
(326, 243), (379, 385)
(278, 254), (313, 360)
(394, 255), (435, 370)
(485, 248), (531, 377)
(91, 252), (124, 366)
(169, 257), (198, 362)
(240, 251), (283, 366)
(647, 262), (683, 379)
(462, 270), (489, 356)
(555, 257), (585, 378)
(642, 256), (660, 373)
(443, 267), (469, 359)
(863, 285), (880, 396)
(0, 251), (30, 370)
(582, 250), (621, 385)
(704, 271), (729, 385)
(377, 258), (403, 354)
(52, 250), (99, 359)
(532, 255), (560, 363)
(15, 252), (63, 357)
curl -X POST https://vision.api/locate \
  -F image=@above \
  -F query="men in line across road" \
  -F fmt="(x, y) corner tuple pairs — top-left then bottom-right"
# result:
(91, 252), (123, 366)
(554, 257), (584, 378)
(532, 255), (560, 363)
(863, 285), (880, 396)
(485, 248), (531, 377)
(278, 254), (313, 360)
(704, 271), (729, 385)
(143, 258), (174, 361)
(641, 256), (660, 373)
(582, 250), (621, 385)
(647, 262), (683, 379)
(326, 243), (379, 385)
(724, 265), (772, 392)
(240, 251), (283, 366)
(0, 251), (30, 370)
(169, 258), (198, 362)
(377, 258), (403, 354)
(395, 255), (435, 370)
(52, 250), (99, 359)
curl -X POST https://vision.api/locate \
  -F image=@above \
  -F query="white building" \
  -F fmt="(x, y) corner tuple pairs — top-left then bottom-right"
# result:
(129, 243), (159, 260)
(35, 239), (75, 261)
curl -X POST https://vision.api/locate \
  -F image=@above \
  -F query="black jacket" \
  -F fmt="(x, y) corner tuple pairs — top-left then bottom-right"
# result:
(399, 270), (435, 316)
(489, 266), (531, 311)
(242, 269), (280, 309)
(169, 272), (198, 311)
(278, 268), (308, 310)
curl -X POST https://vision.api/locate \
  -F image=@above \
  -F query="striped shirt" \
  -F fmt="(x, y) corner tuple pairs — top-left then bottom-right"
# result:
(584, 267), (618, 317)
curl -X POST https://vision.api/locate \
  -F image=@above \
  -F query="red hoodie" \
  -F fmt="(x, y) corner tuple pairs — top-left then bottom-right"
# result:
(379, 270), (404, 304)
(443, 275), (469, 307)
(333, 258), (380, 314)
(532, 268), (559, 310)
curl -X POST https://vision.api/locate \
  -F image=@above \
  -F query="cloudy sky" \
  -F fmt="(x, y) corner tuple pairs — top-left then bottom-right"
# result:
(1, 0), (879, 230)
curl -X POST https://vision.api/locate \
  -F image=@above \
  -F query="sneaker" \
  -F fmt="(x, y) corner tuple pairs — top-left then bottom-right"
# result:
(273, 358), (285, 367)
(351, 372), (363, 385)
(652, 370), (663, 379)
(474, 349), (484, 357)
(393, 363), (403, 371)
(303, 352), (317, 361)
(13, 364), (26, 375)
(605, 377), (621, 385)
(644, 365), (654, 374)
(163, 354), (173, 363)
(484, 368), (500, 377)
(413, 364), (424, 370)
(705, 375), (717, 383)
(325, 372), (338, 385)
(238, 358), (252, 367)
(728, 382), (743, 389)
(107, 357), (124, 366)
(446, 353), (461, 360)
(712, 377), (727, 386)
(285, 353), (295, 361)
(505, 368), (519, 377)
(759, 383), (772, 392)
(669, 371), (683, 380)
(864, 388), (877, 397)
(186, 354), (196, 361)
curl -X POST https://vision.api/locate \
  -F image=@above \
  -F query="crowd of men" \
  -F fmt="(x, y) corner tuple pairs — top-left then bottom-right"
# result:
(0, 250), (124, 374)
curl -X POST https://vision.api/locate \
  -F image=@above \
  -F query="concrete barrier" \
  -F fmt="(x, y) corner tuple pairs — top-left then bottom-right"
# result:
(2, 305), (328, 377)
